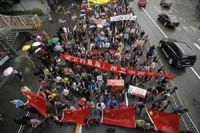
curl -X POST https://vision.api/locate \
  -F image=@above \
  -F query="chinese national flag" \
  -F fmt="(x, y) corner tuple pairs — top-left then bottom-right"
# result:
(21, 90), (47, 117)
(147, 109), (180, 133)
(102, 107), (136, 128)
(60, 107), (91, 124)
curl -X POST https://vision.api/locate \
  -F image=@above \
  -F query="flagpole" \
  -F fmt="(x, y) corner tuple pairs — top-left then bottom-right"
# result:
(145, 108), (158, 131)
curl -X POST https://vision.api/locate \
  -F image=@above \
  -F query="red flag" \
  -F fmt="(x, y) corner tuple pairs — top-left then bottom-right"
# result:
(60, 107), (91, 124)
(147, 109), (180, 133)
(21, 90), (47, 117)
(102, 107), (136, 128)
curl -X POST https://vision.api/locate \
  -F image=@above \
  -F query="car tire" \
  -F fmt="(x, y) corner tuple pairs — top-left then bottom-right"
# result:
(168, 58), (173, 64)
(164, 22), (167, 26)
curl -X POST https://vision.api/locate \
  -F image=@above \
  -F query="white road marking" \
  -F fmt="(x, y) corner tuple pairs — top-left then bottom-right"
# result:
(154, 6), (161, 13)
(176, 27), (182, 31)
(142, 7), (200, 132)
(179, 17), (186, 22)
(171, 8), (179, 13)
(182, 26), (188, 31)
(190, 26), (197, 31)
(190, 67), (200, 80)
(194, 43), (200, 50)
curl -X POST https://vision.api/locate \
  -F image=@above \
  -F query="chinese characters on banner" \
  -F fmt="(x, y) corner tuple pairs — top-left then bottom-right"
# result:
(128, 85), (147, 98)
(60, 54), (175, 80)
(110, 14), (137, 22)
(107, 79), (124, 86)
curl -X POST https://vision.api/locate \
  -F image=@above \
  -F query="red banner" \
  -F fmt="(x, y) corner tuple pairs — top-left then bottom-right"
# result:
(21, 90), (47, 117)
(147, 109), (180, 133)
(60, 107), (91, 124)
(102, 107), (136, 128)
(60, 54), (175, 80)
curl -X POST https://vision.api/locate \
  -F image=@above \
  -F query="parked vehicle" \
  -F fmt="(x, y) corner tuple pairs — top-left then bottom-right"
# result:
(157, 13), (180, 28)
(160, 0), (173, 8)
(138, 0), (147, 8)
(158, 38), (196, 68)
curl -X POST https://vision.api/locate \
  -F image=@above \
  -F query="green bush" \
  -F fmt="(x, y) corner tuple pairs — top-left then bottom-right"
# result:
(31, 8), (43, 15)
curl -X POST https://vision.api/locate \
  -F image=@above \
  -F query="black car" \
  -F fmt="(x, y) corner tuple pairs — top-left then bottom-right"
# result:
(160, 0), (173, 8)
(158, 13), (180, 28)
(158, 38), (196, 68)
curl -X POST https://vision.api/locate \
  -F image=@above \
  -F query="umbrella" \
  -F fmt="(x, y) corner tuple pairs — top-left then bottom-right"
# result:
(100, 13), (106, 16)
(89, 25), (96, 29)
(3, 67), (13, 77)
(81, 9), (86, 12)
(80, 14), (86, 17)
(102, 22), (110, 27)
(54, 45), (64, 52)
(34, 47), (42, 54)
(51, 37), (59, 44)
(22, 45), (31, 51)
(71, 15), (77, 20)
(97, 24), (103, 28)
(32, 42), (41, 47)
(47, 40), (52, 45)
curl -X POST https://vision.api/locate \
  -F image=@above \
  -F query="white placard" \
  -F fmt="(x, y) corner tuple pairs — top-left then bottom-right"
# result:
(97, 75), (103, 81)
(110, 14), (137, 22)
(128, 85), (147, 98)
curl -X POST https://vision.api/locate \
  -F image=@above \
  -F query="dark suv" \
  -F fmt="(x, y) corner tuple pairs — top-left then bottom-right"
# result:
(160, 0), (173, 8)
(159, 38), (196, 68)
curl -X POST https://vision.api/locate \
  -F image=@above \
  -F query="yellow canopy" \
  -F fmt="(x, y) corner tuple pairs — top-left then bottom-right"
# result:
(88, 0), (116, 5)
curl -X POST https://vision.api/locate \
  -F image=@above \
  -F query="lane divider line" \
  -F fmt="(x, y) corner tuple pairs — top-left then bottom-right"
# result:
(142, 7), (200, 132)
(182, 26), (188, 31)
(194, 43), (200, 50)
(190, 26), (197, 32)
(153, 6), (161, 13)
(190, 67), (200, 80)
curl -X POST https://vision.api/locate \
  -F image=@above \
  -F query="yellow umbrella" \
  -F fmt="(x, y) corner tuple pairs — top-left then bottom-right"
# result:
(22, 44), (31, 51)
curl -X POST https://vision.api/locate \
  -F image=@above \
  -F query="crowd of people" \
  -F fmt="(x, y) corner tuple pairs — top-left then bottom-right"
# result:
(7, 0), (190, 132)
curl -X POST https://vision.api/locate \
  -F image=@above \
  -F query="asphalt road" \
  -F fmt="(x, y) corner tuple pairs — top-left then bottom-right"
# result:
(131, 0), (200, 132)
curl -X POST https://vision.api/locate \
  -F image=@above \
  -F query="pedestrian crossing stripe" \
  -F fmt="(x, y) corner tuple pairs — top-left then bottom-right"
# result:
(194, 43), (200, 50)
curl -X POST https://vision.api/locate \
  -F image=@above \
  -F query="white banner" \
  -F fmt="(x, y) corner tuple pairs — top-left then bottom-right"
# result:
(128, 85), (147, 98)
(110, 14), (137, 22)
